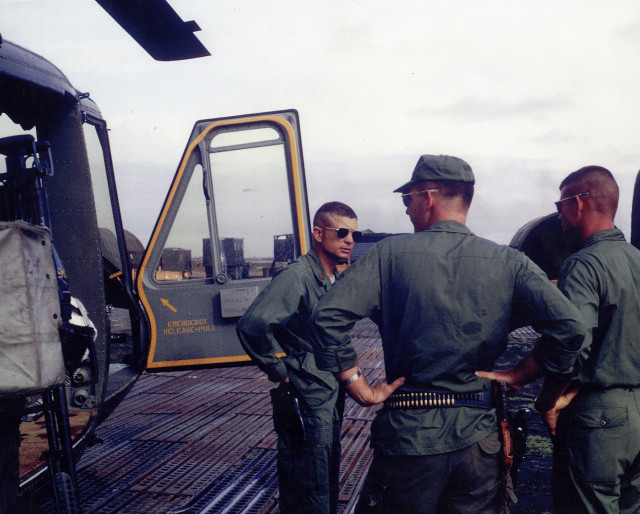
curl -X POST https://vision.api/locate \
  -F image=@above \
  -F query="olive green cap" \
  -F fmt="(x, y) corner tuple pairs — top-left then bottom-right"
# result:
(394, 154), (475, 193)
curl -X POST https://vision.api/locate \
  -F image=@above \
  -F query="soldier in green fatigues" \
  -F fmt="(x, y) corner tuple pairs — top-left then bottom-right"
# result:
(481, 166), (640, 513)
(544, 167), (640, 513)
(236, 202), (364, 514)
(310, 155), (585, 513)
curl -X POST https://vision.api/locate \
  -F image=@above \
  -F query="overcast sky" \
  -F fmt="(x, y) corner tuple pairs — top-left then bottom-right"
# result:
(3, 0), (640, 246)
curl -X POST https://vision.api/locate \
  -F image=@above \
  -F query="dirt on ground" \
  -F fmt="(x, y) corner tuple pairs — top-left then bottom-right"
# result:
(19, 410), (92, 477)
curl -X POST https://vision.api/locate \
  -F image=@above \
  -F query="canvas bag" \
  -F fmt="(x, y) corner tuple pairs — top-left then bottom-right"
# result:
(0, 220), (65, 395)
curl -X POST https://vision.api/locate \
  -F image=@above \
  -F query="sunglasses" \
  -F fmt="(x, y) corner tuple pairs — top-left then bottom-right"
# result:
(401, 188), (440, 207)
(554, 191), (589, 213)
(316, 226), (363, 241)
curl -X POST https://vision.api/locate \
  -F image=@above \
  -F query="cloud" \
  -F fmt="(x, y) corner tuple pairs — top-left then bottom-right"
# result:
(530, 129), (583, 147)
(411, 95), (574, 122)
(4, 0), (640, 248)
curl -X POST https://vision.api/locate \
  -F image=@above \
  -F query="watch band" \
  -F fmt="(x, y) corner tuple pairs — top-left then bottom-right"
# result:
(339, 368), (362, 385)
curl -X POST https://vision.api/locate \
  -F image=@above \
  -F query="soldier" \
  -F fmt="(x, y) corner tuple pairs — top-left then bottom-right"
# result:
(484, 166), (640, 513)
(236, 201), (362, 514)
(310, 154), (585, 513)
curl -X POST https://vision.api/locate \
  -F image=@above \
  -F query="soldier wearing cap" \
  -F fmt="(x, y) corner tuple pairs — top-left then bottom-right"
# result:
(237, 201), (362, 514)
(309, 155), (585, 513)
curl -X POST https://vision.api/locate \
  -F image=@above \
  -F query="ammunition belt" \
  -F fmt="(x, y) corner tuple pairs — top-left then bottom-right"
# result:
(384, 390), (492, 410)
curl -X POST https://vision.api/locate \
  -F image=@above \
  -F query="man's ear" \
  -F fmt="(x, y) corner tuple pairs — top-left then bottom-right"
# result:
(424, 190), (437, 211)
(313, 226), (323, 244)
(575, 195), (587, 217)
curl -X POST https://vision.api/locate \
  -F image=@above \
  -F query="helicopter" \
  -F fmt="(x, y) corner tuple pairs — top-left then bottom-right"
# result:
(0, 24), (313, 510)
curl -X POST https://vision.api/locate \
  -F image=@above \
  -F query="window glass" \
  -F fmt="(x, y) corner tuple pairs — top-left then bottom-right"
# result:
(210, 127), (280, 149)
(83, 123), (122, 270)
(0, 115), (37, 222)
(160, 164), (209, 281)
(209, 127), (295, 279)
(155, 125), (297, 282)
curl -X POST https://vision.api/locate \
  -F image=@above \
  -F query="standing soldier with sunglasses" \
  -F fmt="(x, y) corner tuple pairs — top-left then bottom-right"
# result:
(309, 155), (585, 513)
(484, 166), (640, 513)
(237, 201), (368, 514)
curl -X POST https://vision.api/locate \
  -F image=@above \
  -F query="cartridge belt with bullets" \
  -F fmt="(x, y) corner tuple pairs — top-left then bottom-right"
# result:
(384, 390), (492, 410)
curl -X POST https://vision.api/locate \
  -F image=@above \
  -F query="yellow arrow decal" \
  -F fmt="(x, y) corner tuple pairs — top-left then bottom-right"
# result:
(161, 298), (177, 312)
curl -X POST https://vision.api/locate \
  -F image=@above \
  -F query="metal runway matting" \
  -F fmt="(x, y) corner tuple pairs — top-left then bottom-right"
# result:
(38, 320), (542, 513)
(46, 320), (383, 513)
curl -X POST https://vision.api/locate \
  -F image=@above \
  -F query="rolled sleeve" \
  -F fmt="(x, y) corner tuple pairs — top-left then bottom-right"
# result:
(530, 333), (582, 377)
(236, 268), (307, 382)
(313, 335), (358, 373)
(513, 259), (586, 377)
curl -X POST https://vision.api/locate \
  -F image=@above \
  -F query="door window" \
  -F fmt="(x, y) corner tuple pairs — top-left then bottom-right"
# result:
(158, 164), (209, 281)
(157, 125), (297, 282)
(209, 127), (295, 280)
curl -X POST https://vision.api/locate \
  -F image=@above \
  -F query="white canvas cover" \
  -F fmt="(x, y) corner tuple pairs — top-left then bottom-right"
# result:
(0, 221), (65, 394)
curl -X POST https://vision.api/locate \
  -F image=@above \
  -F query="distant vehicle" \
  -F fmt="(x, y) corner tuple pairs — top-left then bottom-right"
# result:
(0, 35), (309, 512)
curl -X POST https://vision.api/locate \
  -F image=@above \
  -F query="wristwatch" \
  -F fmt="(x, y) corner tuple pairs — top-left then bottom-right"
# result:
(339, 368), (362, 385)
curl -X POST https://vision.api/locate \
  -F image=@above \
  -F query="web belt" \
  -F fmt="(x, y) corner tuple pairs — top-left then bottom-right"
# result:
(384, 390), (492, 410)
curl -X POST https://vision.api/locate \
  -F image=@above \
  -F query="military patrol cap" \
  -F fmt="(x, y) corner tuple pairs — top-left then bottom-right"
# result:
(394, 154), (475, 193)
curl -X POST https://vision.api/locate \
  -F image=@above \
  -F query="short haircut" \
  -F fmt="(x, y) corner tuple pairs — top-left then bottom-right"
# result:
(313, 201), (357, 228)
(560, 165), (618, 218)
(424, 180), (475, 208)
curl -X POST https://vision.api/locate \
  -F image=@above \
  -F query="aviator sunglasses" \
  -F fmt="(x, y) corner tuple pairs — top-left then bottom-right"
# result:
(401, 188), (440, 207)
(554, 191), (589, 213)
(316, 226), (363, 242)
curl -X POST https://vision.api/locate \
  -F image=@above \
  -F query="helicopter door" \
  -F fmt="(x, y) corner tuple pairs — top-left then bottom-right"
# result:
(137, 110), (310, 368)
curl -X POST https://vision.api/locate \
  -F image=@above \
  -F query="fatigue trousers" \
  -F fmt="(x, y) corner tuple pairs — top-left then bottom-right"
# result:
(271, 382), (344, 514)
(553, 387), (640, 514)
(354, 431), (504, 514)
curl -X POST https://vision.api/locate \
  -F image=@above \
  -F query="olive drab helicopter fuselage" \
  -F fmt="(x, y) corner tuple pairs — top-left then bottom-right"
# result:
(0, 35), (309, 510)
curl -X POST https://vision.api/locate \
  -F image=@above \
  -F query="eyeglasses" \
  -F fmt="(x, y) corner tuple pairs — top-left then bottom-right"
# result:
(554, 191), (589, 213)
(316, 226), (363, 241)
(401, 188), (440, 207)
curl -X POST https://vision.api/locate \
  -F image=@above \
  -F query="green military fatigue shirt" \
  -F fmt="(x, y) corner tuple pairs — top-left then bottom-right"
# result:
(310, 220), (585, 455)
(558, 228), (640, 388)
(236, 248), (340, 423)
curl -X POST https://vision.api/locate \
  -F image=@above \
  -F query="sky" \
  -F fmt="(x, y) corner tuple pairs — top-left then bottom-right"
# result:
(2, 0), (640, 246)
